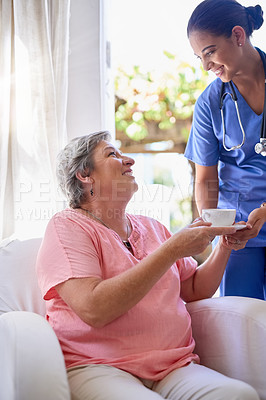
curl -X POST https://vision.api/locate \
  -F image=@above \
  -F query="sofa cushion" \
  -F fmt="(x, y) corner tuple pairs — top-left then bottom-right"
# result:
(0, 237), (45, 316)
(187, 296), (266, 400)
(0, 311), (70, 399)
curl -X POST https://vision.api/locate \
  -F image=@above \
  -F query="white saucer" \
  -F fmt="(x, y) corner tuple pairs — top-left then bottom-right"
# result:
(233, 225), (247, 230)
(212, 224), (246, 230)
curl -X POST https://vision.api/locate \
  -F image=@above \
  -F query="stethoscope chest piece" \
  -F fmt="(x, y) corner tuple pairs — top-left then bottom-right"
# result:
(255, 138), (266, 156)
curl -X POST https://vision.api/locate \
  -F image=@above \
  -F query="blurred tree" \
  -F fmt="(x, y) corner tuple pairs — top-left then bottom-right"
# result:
(114, 52), (209, 152)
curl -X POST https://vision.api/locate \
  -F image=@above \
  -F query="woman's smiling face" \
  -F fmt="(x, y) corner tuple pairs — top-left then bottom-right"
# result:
(89, 140), (138, 201)
(189, 30), (242, 82)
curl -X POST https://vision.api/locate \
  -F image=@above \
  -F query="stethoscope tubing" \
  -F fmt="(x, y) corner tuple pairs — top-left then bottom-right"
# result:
(220, 75), (266, 153)
(220, 82), (246, 151)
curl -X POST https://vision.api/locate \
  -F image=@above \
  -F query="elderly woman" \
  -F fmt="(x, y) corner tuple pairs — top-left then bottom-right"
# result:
(36, 131), (259, 400)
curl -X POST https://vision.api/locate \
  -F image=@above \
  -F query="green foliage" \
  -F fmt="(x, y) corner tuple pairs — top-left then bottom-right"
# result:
(114, 53), (209, 141)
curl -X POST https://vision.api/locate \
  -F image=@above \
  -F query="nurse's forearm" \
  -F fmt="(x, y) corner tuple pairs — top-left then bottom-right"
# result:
(195, 181), (218, 212)
(195, 164), (219, 214)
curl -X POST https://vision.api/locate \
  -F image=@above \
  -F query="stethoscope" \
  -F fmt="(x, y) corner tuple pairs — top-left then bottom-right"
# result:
(219, 48), (266, 156)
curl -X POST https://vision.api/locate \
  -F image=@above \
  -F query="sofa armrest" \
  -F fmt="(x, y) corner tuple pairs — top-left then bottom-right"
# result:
(186, 296), (266, 400)
(0, 311), (70, 400)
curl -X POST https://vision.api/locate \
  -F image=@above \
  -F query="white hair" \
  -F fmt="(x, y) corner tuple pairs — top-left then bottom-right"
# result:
(56, 131), (111, 208)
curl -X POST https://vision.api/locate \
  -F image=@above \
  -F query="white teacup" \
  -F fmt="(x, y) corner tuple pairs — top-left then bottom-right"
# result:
(201, 208), (236, 227)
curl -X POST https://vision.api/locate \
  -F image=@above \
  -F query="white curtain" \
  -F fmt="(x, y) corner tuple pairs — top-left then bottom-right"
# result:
(0, 0), (70, 240)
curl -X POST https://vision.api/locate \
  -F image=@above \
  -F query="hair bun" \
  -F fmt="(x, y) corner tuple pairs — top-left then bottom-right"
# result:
(245, 4), (264, 32)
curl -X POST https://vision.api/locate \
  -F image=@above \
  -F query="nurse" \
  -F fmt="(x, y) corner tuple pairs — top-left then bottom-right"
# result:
(184, 0), (266, 299)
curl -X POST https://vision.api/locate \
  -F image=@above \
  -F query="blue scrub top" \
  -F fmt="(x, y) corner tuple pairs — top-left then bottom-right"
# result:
(184, 49), (266, 247)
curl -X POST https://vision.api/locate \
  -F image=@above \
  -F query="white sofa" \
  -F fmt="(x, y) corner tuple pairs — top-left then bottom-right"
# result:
(0, 237), (266, 400)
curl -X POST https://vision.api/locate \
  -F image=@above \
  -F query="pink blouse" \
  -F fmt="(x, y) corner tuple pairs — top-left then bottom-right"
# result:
(36, 208), (199, 380)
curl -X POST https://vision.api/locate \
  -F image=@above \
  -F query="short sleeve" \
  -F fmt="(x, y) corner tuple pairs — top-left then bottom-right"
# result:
(36, 215), (102, 301)
(184, 89), (220, 166)
(177, 257), (197, 282)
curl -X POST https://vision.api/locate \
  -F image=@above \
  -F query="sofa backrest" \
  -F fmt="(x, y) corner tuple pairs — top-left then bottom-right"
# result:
(0, 237), (45, 316)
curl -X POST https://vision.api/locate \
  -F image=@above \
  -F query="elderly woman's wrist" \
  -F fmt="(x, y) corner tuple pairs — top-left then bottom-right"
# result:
(217, 236), (232, 253)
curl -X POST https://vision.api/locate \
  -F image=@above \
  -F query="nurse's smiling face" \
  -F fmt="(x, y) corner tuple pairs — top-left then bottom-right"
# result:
(189, 30), (243, 83)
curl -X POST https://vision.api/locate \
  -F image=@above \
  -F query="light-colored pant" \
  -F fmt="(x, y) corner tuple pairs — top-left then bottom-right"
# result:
(67, 362), (259, 400)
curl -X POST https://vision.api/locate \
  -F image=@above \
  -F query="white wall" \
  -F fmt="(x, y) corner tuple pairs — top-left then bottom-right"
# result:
(67, 0), (115, 140)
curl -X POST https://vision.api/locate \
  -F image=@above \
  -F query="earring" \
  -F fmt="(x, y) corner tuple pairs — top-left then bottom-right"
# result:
(90, 188), (94, 196)
(239, 43), (242, 47)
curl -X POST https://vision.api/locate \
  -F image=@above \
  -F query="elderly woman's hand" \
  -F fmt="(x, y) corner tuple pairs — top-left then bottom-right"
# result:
(176, 218), (237, 257)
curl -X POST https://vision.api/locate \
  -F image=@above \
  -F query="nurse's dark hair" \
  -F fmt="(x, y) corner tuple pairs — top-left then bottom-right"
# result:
(187, 0), (264, 38)
(56, 130), (111, 208)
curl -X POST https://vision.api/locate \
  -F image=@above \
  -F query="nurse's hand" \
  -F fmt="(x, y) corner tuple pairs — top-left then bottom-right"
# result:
(225, 207), (266, 243)
(245, 207), (266, 238)
(230, 207), (266, 241)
